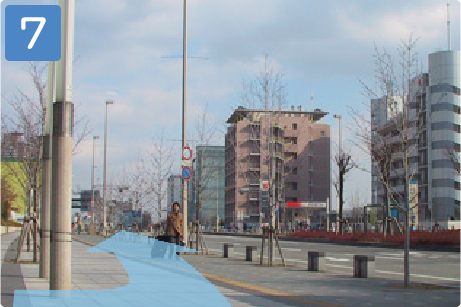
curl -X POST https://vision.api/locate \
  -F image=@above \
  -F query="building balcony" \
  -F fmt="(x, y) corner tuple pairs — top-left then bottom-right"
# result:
(249, 167), (261, 172)
(270, 137), (284, 145)
(249, 197), (259, 201)
(249, 152), (261, 156)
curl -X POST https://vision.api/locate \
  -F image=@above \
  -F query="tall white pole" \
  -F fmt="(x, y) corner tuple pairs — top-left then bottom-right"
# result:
(91, 136), (99, 224)
(182, 0), (188, 246)
(447, 1), (451, 51)
(50, 0), (74, 291)
(40, 61), (55, 279)
(103, 101), (113, 234)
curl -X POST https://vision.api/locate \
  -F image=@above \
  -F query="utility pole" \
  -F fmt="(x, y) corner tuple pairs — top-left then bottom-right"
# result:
(91, 136), (99, 224)
(103, 100), (114, 234)
(40, 61), (55, 279)
(50, 0), (74, 291)
(182, 0), (188, 246)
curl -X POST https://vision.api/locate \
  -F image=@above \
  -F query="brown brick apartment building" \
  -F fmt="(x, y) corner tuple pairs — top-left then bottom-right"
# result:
(225, 106), (331, 229)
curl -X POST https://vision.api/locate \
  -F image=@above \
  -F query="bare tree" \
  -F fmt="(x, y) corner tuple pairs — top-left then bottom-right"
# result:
(351, 106), (398, 236)
(122, 151), (151, 229)
(333, 145), (356, 234)
(358, 36), (427, 287)
(148, 131), (174, 225)
(1, 62), (91, 219)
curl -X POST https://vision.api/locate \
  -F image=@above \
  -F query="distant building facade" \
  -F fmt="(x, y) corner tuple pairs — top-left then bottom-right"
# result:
(371, 50), (460, 228)
(167, 175), (182, 207)
(194, 146), (225, 228)
(225, 106), (331, 229)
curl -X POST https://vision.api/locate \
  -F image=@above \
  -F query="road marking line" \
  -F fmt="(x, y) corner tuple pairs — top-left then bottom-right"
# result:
(202, 273), (345, 307)
(281, 248), (302, 252)
(374, 270), (461, 282)
(325, 257), (349, 262)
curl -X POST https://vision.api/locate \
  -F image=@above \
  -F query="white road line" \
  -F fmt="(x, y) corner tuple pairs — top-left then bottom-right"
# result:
(374, 270), (461, 282)
(325, 257), (349, 262)
(281, 248), (302, 252)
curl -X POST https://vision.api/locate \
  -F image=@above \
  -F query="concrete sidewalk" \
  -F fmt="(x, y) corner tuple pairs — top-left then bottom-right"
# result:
(1, 232), (294, 307)
(72, 233), (460, 307)
(2, 232), (459, 307)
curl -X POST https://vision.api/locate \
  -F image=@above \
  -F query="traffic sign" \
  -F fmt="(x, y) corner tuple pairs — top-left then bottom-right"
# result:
(182, 146), (192, 160)
(260, 180), (270, 191)
(182, 166), (192, 180)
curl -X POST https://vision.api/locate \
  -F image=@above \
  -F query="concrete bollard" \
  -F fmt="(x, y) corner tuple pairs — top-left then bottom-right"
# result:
(245, 246), (257, 262)
(308, 252), (326, 272)
(223, 243), (234, 258)
(353, 255), (375, 278)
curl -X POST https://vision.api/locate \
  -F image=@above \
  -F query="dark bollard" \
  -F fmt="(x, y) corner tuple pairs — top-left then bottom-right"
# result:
(353, 255), (375, 278)
(308, 252), (326, 272)
(223, 243), (234, 258)
(246, 246), (257, 262)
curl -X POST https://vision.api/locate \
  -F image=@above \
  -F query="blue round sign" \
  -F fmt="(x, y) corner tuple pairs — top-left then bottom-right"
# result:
(182, 166), (191, 180)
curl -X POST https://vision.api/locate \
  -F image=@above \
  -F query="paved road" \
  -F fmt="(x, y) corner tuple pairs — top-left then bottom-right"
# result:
(203, 234), (460, 286)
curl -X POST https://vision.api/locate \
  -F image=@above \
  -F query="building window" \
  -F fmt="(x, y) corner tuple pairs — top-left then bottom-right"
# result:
(320, 131), (325, 137)
(430, 83), (460, 95)
(432, 140), (454, 150)
(291, 182), (298, 190)
(292, 123), (297, 130)
(432, 179), (454, 188)
(293, 167), (298, 175)
(431, 121), (455, 131)
(293, 138), (298, 144)
(431, 103), (455, 113)
(432, 160), (455, 169)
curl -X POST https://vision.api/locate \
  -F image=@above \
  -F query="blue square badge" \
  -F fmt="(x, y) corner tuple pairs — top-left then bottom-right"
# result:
(5, 5), (61, 61)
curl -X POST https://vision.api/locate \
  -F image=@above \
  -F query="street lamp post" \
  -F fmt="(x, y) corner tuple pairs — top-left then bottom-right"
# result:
(182, 0), (188, 246)
(103, 100), (114, 235)
(91, 136), (99, 224)
(50, 0), (75, 291)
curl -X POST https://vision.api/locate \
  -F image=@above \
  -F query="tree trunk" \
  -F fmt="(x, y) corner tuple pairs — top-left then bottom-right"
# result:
(339, 170), (344, 234)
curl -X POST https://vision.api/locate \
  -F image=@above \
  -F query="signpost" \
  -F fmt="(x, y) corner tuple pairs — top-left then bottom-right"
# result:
(182, 146), (192, 160)
(182, 166), (191, 181)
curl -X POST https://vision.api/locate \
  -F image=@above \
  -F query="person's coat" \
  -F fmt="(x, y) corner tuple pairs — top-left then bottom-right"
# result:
(166, 212), (183, 237)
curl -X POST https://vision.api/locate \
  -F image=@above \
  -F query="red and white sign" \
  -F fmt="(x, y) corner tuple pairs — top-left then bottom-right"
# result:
(182, 146), (192, 160)
(260, 180), (270, 191)
(286, 201), (326, 208)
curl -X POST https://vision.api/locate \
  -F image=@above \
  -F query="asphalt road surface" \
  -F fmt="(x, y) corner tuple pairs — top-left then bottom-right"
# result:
(203, 234), (460, 287)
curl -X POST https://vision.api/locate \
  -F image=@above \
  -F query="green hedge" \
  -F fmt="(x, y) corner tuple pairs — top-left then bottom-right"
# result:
(1, 220), (23, 227)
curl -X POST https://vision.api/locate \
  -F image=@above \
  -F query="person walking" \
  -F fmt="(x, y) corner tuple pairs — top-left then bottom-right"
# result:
(166, 202), (183, 246)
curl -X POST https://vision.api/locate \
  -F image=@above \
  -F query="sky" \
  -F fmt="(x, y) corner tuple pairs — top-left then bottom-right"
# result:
(1, 0), (460, 212)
